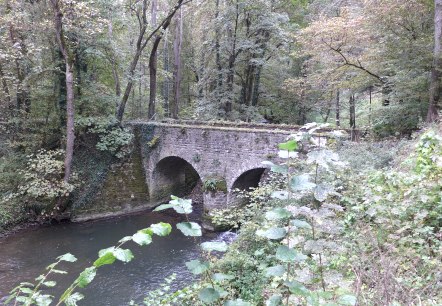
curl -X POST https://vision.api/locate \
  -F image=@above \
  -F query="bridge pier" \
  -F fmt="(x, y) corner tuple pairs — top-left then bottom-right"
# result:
(203, 190), (228, 211)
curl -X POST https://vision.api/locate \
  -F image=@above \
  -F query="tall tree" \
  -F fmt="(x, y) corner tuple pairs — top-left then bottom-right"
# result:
(49, 0), (75, 202)
(171, 7), (184, 118)
(428, 0), (442, 122)
(148, 0), (159, 119)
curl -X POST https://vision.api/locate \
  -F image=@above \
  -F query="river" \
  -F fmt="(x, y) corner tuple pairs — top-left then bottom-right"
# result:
(0, 209), (232, 305)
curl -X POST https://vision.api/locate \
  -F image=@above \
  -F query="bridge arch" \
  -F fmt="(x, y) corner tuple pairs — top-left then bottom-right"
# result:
(150, 156), (202, 203)
(228, 167), (267, 206)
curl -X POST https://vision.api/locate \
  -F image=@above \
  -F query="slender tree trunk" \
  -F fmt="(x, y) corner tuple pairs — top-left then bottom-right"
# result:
(108, 20), (121, 97)
(427, 0), (442, 122)
(251, 66), (262, 106)
(50, 0), (75, 188)
(215, 0), (222, 96)
(171, 7), (183, 119)
(349, 94), (356, 141)
(162, 29), (170, 116)
(148, 0), (159, 119)
(335, 89), (340, 127)
(225, 1), (239, 115)
(369, 86), (372, 126)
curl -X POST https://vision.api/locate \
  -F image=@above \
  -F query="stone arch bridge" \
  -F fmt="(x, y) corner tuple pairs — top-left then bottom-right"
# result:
(130, 120), (305, 213)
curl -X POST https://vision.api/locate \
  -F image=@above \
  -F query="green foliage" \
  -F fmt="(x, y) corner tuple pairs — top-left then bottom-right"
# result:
(76, 116), (133, 158)
(147, 135), (160, 148)
(338, 130), (442, 304)
(1, 150), (79, 216)
(203, 177), (228, 193)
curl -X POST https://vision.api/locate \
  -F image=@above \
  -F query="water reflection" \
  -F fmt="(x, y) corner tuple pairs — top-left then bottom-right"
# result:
(0, 209), (226, 305)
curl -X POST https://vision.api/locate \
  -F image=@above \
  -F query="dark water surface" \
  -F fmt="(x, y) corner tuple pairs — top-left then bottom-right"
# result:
(0, 210), (228, 305)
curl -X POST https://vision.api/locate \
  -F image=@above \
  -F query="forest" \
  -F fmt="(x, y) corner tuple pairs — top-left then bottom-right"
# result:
(0, 0), (442, 305)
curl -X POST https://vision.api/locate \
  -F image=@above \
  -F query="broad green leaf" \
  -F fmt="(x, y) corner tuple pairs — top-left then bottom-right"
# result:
(265, 208), (291, 220)
(35, 275), (45, 281)
(139, 228), (154, 236)
(19, 287), (34, 294)
(43, 281), (56, 287)
(257, 227), (287, 240)
(172, 200), (193, 214)
(290, 174), (316, 191)
(314, 183), (335, 202)
(338, 295), (357, 305)
(35, 294), (53, 306)
(199, 287), (220, 303)
(212, 273), (234, 282)
(201, 241), (228, 252)
(153, 203), (174, 212)
(284, 281), (310, 296)
(265, 265), (285, 277)
(270, 190), (289, 200)
(112, 248), (134, 263)
(266, 295), (283, 306)
(271, 164), (289, 174)
(185, 259), (209, 275)
(65, 292), (85, 306)
(93, 252), (116, 267)
(15, 296), (30, 303)
(150, 222), (172, 236)
(278, 140), (298, 152)
(75, 267), (96, 288)
(132, 232), (152, 246)
(307, 149), (339, 169)
(224, 299), (252, 306)
(177, 222), (202, 236)
(169, 196), (193, 214)
(98, 247), (115, 257)
(275, 245), (302, 262)
(291, 219), (312, 229)
(57, 253), (77, 263)
(118, 236), (133, 243)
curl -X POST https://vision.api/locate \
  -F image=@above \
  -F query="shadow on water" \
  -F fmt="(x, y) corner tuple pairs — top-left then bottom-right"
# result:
(0, 204), (233, 306)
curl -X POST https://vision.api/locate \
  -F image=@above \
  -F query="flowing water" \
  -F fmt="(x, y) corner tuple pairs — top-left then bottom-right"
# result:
(0, 209), (234, 305)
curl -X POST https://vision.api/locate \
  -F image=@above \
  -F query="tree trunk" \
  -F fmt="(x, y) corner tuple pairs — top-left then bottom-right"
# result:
(368, 86), (372, 126)
(215, 0), (222, 96)
(148, 0), (159, 119)
(108, 20), (121, 97)
(427, 0), (442, 122)
(171, 7), (183, 119)
(225, 1), (240, 115)
(162, 29), (170, 116)
(335, 89), (340, 127)
(50, 0), (75, 192)
(251, 66), (262, 106)
(349, 94), (356, 141)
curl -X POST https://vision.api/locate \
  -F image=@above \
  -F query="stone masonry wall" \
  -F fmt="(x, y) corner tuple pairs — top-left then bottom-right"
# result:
(131, 122), (299, 211)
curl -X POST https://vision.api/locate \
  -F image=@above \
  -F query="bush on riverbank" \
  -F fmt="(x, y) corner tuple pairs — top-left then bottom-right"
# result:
(173, 126), (442, 305)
